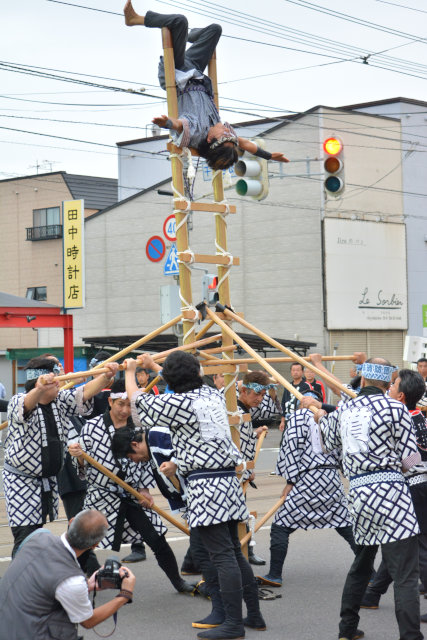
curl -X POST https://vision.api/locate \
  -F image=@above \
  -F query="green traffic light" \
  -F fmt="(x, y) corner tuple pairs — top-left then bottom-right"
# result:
(236, 179), (248, 196)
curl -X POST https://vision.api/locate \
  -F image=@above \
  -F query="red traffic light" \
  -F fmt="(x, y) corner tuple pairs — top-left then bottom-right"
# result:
(323, 137), (343, 156)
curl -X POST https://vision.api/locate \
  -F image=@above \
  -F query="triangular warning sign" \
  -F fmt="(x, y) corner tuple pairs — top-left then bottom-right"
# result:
(164, 244), (179, 276)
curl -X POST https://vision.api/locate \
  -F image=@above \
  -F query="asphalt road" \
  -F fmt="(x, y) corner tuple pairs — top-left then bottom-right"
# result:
(0, 430), (423, 640)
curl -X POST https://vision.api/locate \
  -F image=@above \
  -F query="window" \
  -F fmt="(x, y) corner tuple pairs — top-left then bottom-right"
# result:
(33, 207), (60, 227)
(27, 207), (62, 240)
(26, 286), (47, 301)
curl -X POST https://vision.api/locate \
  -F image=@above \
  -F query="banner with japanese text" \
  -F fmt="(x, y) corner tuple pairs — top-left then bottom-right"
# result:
(62, 199), (85, 309)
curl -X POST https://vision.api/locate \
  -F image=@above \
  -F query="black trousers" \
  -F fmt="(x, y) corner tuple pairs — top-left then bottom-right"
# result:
(339, 536), (423, 640)
(269, 522), (356, 578)
(196, 520), (255, 592)
(368, 533), (427, 597)
(11, 524), (42, 558)
(144, 11), (222, 77)
(116, 501), (182, 590)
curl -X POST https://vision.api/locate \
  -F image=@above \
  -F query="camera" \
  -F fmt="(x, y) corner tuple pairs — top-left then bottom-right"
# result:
(96, 557), (127, 589)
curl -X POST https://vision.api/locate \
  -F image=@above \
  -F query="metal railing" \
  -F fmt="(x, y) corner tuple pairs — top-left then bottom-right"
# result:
(26, 224), (63, 241)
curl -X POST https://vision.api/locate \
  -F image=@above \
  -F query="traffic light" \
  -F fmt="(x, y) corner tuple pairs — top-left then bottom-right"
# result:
(202, 274), (219, 306)
(235, 138), (269, 201)
(323, 136), (344, 195)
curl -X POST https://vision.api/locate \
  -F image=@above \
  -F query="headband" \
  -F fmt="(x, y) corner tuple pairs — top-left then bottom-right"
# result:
(110, 392), (128, 400)
(26, 364), (61, 381)
(361, 362), (395, 382)
(210, 134), (238, 150)
(243, 382), (276, 393)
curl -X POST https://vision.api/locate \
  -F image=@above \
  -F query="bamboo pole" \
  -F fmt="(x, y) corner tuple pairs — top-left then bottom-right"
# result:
(162, 26), (195, 345)
(80, 451), (189, 536)
(197, 345), (237, 358)
(153, 334), (222, 362)
(59, 314), (184, 392)
(0, 316), (185, 430)
(240, 497), (286, 547)
(194, 319), (215, 341)
(217, 307), (357, 400)
(193, 355), (355, 366)
(205, 308), (320, 413)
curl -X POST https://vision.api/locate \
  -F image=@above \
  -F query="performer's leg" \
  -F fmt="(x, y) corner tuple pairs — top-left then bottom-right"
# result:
(122, 539), (147, 563)
(191, 528), (225, 629)
(143, 11), (188, 70)
(11, 524), (43, 558)
(382, 536), (423, 640)
(197, 522), (245, 639)
(418, 533), (427, 592)
(336, 525), (358, 554)
(339, 544), (378, 640)
(185, 24), (222, 73)
(125, 504), (192, 593)
(360, 557), (392, 608)
(258, 523), (292, 586)
(181, 542), (201, 574)
(228, 520), (266, 632)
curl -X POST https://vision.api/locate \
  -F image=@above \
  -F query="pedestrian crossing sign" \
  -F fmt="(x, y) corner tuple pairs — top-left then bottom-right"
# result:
(164, 244), (179, 276)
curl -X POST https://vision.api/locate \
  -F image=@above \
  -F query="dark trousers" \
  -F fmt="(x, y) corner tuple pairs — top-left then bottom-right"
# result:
(190, 527), (219, 591)
(144, 11), (222, 73)
(367, 533), (427, 595)
(269, 522), (356, 578)
(196, 520), (255, 592)
(339, 536), (423, 640)
(120, 502), (182, 589)
(11, 524), (42, 558)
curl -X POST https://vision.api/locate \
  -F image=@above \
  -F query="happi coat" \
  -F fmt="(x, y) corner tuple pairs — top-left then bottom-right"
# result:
(4, 387), (93, 527)
(132, 385), (248, 528)
(273, 408), (352, 530)
(320, 389), (421, 545)
(76, 412), (166, 549)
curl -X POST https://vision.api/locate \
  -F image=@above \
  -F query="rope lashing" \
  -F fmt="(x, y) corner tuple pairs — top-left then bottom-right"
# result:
(178, 288), (199, 343)
(223, 350), (240, 396)
(177, 248), (195, 264)
(169, 148), (195, 182)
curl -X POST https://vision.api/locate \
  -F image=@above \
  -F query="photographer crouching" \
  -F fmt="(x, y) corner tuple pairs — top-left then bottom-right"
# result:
(0, 509), (136, 640)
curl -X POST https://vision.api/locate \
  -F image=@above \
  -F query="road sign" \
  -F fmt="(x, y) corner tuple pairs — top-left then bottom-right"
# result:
(164, 244), (179, 276)
(163, 215), (177, 242)
(146, 236), (165, 262)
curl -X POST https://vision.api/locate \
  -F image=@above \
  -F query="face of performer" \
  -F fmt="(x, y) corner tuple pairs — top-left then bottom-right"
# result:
(46, 356), (64, 376)
(127, 438), (149, 463)
(136, 369), (150, 388)
(290, 363), (304, 384)
(213, 373), (225, 390)
(108, 397), (131, 427)
(389, 376), (404, 403)
(206, 122), (237, 144)
(239, 386), (265, 409)
(417, 360), (427, 380)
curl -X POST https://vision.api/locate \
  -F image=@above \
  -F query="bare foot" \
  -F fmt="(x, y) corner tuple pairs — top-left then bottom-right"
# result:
(124, 0), (145, 25)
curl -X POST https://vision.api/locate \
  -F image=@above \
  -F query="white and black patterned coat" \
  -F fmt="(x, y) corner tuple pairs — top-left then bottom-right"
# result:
(320, 391), (421, 545)
(76, 414), (166, 549)
(274, 409), (352, 530)
(132, 385), (248, 528)
(4, 387), (92, 527)
(238, 394), (280, 480)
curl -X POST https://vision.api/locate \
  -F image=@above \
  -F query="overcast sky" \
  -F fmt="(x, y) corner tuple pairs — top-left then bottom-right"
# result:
(1, 0), (427, 180)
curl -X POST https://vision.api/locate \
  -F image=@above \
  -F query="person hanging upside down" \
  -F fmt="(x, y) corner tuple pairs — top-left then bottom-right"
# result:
(124, 1), (289, 170)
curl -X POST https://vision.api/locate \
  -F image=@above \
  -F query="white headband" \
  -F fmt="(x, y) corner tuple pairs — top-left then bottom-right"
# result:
(110, 392), (128, 400)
